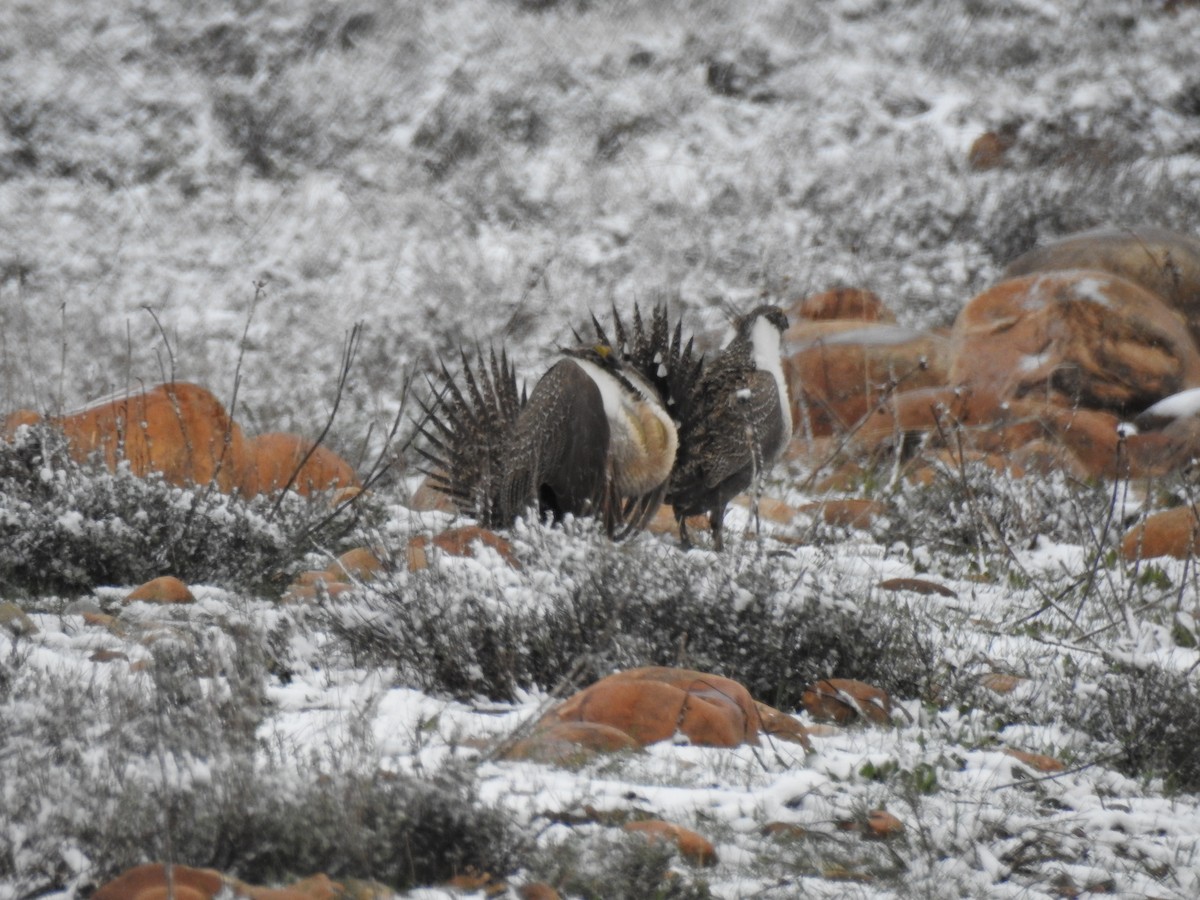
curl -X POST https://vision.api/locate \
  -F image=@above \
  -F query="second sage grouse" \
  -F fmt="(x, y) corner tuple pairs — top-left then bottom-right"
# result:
(418, 339), (679, 537)
(665, 304), (793, 550)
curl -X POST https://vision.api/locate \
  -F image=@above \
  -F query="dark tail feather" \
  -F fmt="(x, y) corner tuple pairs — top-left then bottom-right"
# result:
(414, 349), (524, 524)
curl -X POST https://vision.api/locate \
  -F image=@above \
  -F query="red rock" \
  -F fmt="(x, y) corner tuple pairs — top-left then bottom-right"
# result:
(796, 498), (887, 529)
(238, 432), (360, 498)
(2, 408), (41, 440)
(544, 667), (759, 748)
(802, 678), (891, 725)
(902, 448), (1025, 487)
(853, 385), (1004, 452)
(90, 649), (129, 663)
(1003, 226), (1200, 346)
(949, 271), (1200, 415)
(407, 525), (519, 571)
(409, 472), (457, 512)
(91, 864), (226, 900)
(864, 810), (905, 840)
(732, 494), (798, 524)
(54, 383), (248, 492)
(762, 821), (808, 839)
(82, 611), (120, 630)
(126, 575), (195, 604)
(755, 702), (813, 750)
(624, 820), (718, 866)
(1005, 747), (1065, 773)
(878, 577), (957, 598)
(787, 287), (895, 323)
(281, 581), (356, 604)
(645, 503), (709, 538)
(1120, 505), (1200, 560)
(1007, 438), (1092, 479)
(968, 130), (1013, 170)
(1016, 402), (1125, 477)
(979, 673), (1025, 695)
(518, 884), (562, 900)
(836, 810), (906, 840)
(91, 865), (343, 900)
(329, 546), (385, 581)
(785, 323), (950, 437)
(504, 721), (641, 764)
(0, 602), (37, 636)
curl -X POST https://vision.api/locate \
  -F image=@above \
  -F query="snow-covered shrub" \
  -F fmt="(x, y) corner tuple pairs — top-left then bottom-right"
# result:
(1067, 662), (1200, 794)
(881, 455), (1119, 569)
(530, 831), (714, 900)
(326, 525), (935, 706)
(0, 605), (521, 896)
(0, 425), (372, 594)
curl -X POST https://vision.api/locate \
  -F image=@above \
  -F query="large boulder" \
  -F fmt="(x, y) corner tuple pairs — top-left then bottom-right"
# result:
(539, 667), (761, 749)
(1003, 226), (1200, 346)
(53, 382), (249, 491)
(238, 431), (360, 498)
(785, 287), (896, 323)
(91, 864), (342, 900)
(949, 270), (1200, 415)
(784, 323), (951, 437)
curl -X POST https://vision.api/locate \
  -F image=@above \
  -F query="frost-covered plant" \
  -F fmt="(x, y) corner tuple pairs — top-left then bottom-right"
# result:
(0, 606), (520, 896)
(881, 454), (1118, 569)
(0, 425), (373, 595)
(1066, 662), (1200, 794)
(529, 830), (714, 900)
(325, 524), (935, 706)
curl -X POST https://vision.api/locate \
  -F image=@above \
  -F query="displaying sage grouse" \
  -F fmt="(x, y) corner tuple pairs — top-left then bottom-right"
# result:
(665, 304), (793, 550)
(417, 338), (679, 537)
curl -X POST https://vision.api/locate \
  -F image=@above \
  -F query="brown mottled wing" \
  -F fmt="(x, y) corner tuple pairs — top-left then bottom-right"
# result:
(668, 360), (784, 514)
(500, 359), (615, 529)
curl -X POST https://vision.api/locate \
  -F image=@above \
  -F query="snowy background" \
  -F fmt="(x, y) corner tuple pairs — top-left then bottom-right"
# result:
(4, 0), (1200, 897)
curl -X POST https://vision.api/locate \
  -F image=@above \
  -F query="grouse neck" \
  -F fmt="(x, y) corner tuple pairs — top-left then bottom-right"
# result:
(749, 314), (793, 445)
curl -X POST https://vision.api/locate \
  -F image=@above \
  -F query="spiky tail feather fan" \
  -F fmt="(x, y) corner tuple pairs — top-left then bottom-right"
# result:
(415, 348), (524, 527)
(588, 302), (704, 429)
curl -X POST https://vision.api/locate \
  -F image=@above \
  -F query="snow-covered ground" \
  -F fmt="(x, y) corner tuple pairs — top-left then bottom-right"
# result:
(4, 0), (1200, 897)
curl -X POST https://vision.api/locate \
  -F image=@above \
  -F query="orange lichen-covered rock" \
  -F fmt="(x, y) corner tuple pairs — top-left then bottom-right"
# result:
(1120, 505), (1200, 560)
(787, 287), (896, 323)
(504, 721), (641, 764)
(949, 271), (1200, 414)
(125, 575), (195, 604)
(979, 673), (1026, 695)
(239, 432), (360, 498)
(1005, 747), (1066, 773)
(1003, 226), (1200, 346)
(2, 408), (41, 440)
(866, 810), (906, 839)
(784, 323), (950, 437)
(329, 546), (385, 581)
(802, 678), (891, 725)
(968, 130), (1013, 170)
(91, 865), (343, 900)
(407, 525), (520, 571)
(409, 472), (457, 512)
(54, 382), (248, 491)
(754, 702), (813, 751)
(543, 667), (760, 748)
(623, 820), (718, 866)
(91, 864), (225, 900)
(878, 577), (957, 598)
(517, 884), (563, 900)
(796, 498), (888, 529)
(852, 385), (1004, 452)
